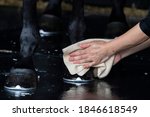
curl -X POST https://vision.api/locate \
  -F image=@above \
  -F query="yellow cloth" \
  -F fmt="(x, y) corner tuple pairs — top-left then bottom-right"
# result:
(62, 39), (115, 79)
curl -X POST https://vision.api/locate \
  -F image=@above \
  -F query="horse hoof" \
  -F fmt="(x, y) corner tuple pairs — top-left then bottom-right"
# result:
(39, 14), (63, 37)
(63, 70), (94, 85)
(4, 89), (35, 97)
(4, 68), (37, 91)
(63, 77), (93, 86)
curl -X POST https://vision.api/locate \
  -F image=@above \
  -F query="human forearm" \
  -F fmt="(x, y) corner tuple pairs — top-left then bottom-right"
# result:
(106, 23), (149, 57)
(119, 38), (150, 59)
(68, 23), (150, 68)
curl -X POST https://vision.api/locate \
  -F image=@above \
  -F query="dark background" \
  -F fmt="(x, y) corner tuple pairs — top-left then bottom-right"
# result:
(0, 0), (150, 100)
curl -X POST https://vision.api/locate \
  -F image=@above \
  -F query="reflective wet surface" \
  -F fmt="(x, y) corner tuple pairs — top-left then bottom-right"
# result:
(0, 6), (150, 100)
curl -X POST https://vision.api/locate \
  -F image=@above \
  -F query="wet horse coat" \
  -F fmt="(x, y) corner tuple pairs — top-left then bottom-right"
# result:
(5, 0), (128, 90)
(19, 0), (127, 59)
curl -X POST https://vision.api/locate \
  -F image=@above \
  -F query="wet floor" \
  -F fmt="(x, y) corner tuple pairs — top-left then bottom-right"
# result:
(0, 6), (150, 100)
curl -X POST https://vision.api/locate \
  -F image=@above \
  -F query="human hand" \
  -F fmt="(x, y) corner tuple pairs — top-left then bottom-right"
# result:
(69, 40), (111, 68)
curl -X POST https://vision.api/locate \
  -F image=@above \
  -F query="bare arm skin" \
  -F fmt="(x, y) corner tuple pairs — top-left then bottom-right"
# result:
(69, 23), (150, 68)
(107, 23), (149, 57)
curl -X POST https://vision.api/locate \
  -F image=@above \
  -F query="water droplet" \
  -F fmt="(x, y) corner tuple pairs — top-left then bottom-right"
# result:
(13, 42), (16, 45)
(144, 72), (148, 76)
(140, 57), (143, 61)
(38, 75), (40, 79)
(13, 58), (18, 61)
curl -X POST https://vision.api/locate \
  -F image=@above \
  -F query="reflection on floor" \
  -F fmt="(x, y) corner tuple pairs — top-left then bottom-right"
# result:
(1, 45), (150, 100)
(0, 5), (150, 100)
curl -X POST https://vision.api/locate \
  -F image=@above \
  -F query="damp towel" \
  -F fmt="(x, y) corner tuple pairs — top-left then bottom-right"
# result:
(62, 39), (115, 79)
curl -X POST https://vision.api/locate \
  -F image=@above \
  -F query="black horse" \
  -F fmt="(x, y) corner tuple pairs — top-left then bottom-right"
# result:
(4, 0), (128, 91)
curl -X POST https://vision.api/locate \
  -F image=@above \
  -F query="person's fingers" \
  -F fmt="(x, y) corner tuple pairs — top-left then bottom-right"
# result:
(69, 49), (86, 57)
(69, 54), (88, 62)
(83, 61), (96, 68)
(79, 43), (91, 49)
(72, 57), (92, 64)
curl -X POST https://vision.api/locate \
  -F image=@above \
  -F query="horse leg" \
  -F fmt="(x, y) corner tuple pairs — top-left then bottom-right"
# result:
(109, 0), (127, 24)
(20, 0), (39, 64)
(63, 0), (95, 84)
(105, 0), (128, 38)
(39, 0), (63, 38)
(4, 0), (40, 91)
(44, 0), (62, 17)
(68, 0), (86, 43)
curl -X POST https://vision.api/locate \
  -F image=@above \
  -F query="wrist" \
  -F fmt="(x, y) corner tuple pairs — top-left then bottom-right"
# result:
(105, 38), (118, 57)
